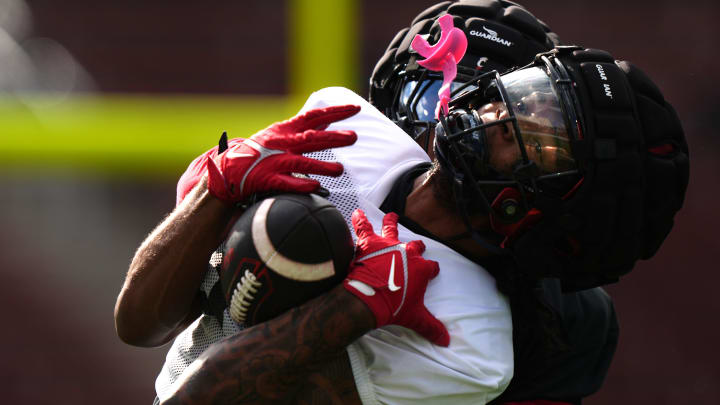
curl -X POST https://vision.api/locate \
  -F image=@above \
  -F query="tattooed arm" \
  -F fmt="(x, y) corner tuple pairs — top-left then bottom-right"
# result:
(162, 284), (371, 405)
(293, 351), (361, 405)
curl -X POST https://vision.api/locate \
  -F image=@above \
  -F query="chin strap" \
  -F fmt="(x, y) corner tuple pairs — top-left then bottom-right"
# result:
(450, 178), (510, 257)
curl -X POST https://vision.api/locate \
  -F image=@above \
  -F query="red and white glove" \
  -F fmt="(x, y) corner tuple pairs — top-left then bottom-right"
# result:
(206, 104), (359, 203)
(176, 135), (244, 206)
(344, 210), (450, 347)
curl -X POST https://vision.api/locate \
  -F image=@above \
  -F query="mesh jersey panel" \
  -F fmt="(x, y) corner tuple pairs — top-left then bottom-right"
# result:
(154, 248), (243, 399)
(307, 149), (360, 234)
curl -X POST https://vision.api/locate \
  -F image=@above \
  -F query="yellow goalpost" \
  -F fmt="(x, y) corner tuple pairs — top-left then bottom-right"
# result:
(0, 0), (358, 178)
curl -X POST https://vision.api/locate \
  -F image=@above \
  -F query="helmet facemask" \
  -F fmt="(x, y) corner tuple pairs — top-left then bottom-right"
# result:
(433, 60), (583, 236)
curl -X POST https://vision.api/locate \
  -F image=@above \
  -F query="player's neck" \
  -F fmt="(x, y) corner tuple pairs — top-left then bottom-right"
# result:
(405, 170), (497, 259)
(405, 170), (465, 239)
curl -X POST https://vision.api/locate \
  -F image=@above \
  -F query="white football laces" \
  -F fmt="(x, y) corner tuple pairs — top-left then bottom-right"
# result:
(229, 270), (262, 324)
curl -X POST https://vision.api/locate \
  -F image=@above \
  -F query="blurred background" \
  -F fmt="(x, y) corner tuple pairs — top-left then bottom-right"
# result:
(0, 0), (717, 403)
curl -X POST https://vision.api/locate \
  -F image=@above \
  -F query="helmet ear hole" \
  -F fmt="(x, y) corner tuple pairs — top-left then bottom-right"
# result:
(491, 187), (527, 226)
(501, 198), (521, 220)
(489, 187), (545, 247)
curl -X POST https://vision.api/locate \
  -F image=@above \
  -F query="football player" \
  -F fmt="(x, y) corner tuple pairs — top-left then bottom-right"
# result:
(119, 51), (687, 405)
(367, 1), (619, 402)
(115, 2), (688, 405)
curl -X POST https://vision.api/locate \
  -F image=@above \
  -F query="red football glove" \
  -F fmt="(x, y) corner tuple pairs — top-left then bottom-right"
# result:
(344, 210), (450, 347)
(176, 135), (243, 206)
(206, 105), (359, 203)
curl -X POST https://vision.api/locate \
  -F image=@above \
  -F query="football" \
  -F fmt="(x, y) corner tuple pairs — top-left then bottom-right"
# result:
(219, 193), (354, 326)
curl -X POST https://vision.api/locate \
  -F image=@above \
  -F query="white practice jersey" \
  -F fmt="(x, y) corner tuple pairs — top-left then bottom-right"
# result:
(155, 87), (513, 404)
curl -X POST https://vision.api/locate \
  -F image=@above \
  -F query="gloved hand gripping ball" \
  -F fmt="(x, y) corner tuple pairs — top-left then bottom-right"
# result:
(344, 210), (450, 347)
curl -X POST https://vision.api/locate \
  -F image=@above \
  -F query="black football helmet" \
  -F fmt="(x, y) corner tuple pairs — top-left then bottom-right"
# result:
(369, 0), (560, 150)
(435, 46), (689, 290)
